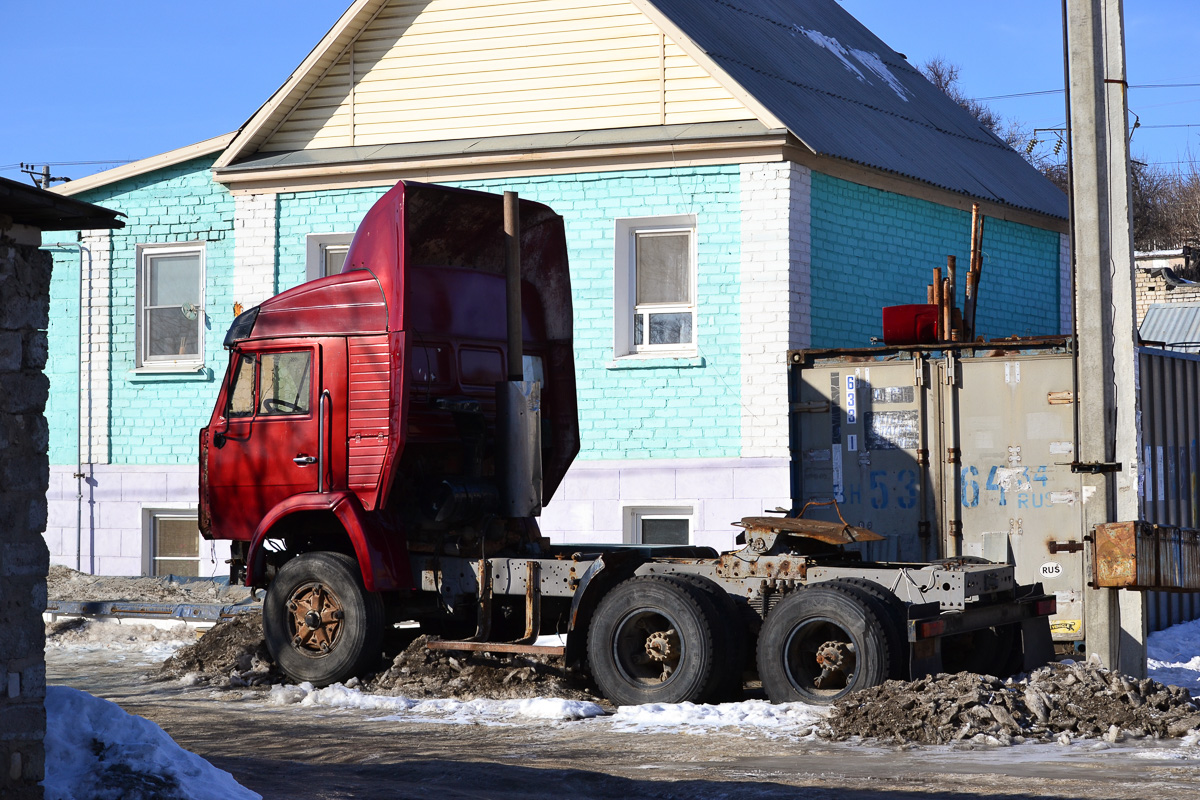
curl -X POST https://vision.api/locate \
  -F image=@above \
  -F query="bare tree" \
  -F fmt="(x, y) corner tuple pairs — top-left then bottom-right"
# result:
(919, 57), (1027, 151)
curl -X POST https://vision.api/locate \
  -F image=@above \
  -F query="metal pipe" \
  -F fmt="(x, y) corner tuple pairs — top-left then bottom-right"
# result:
(43, 242), (92, 573)
(504, 191), (522, 381)
(318, 389), (331, 493)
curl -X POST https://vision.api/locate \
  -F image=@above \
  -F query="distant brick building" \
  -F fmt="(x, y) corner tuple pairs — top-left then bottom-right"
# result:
(46, 0), (1068, 573)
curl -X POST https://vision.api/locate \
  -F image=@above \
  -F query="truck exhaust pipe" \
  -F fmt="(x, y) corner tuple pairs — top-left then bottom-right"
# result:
(499, 191), (543, 517)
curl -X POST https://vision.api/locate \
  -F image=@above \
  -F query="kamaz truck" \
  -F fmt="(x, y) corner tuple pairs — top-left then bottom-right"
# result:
(199, 182), (1055, 705)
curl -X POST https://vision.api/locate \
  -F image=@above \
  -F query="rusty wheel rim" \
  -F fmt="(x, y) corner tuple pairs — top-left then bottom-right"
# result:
(285, 581), (345, 657)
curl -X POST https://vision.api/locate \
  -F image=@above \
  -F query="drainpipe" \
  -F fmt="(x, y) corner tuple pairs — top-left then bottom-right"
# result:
(42, 242), (93, 573)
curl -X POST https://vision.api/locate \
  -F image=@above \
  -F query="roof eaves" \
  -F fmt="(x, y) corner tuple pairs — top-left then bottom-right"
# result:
(49, 132), (236, 198)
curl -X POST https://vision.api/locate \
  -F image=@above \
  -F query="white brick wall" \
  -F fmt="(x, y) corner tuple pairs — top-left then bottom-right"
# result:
(1059, 232), (1072, 334)
(233, 193), (278, 308)
(45, 464), (226, 577)
(80, 230), (111, 464)
(539, 457), (791, 552)
(739, 162), (812, 458)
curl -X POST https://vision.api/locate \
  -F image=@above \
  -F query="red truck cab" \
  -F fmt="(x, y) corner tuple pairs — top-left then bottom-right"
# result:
(199, 182), (578, 595)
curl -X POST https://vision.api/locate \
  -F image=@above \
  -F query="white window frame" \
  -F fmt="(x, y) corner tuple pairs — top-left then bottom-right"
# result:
(135, 243), (206, 372)
(141, 507), (214, 578)
(624, 505), (695, 546)
(613, 215), (697, 358)
(305, 233), (356, 282)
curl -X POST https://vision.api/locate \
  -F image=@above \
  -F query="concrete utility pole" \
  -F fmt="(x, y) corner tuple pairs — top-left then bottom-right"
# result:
(1065, 0), (1145, 676)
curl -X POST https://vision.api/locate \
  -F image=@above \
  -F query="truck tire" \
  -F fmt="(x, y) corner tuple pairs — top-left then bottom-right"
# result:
(668, 574), (747, 701)
(263, 551), (385, 687)
(756, 582), (895, 704)
(587, 575), (719, 706)
(824, 578), (908, 680)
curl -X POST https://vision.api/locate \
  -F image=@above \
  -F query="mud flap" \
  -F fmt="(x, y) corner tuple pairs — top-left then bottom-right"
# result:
(909, 636), (943, 678)
(1020, 615), (1055, 671)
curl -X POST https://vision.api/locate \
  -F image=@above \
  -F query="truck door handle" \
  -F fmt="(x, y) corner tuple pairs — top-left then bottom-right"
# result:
(293, 455), (317, 466)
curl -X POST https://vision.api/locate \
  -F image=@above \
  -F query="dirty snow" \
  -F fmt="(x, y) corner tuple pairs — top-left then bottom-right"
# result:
(45, 617), (194, 666)
(43, 686), (259, 800)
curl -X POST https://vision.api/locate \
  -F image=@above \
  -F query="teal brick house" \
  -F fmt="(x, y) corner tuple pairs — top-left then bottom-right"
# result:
(45, 0), (1068, 576)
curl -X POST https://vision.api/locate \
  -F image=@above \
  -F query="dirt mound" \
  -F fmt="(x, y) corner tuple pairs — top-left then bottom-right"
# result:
(45, 617), (193, 650)
(365, 635), (601, 703)
(157, 613), (280, 687)
(48, 565), (254, 604)
(828, 660), (1200, 745)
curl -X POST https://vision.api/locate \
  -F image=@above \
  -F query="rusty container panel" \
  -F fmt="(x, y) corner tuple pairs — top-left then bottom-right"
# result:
(1093, 521), (1141, 588)
(1183, 529), (1200, 590)
(1157, 525), (1183, 590)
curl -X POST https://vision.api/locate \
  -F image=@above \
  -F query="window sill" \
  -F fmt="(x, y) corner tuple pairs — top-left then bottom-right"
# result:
(605, 355), (705, 370)
(129, 364), (213, 382)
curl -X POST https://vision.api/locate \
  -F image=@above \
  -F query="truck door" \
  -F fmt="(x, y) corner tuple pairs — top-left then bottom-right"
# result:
(207, 344), (323, 539)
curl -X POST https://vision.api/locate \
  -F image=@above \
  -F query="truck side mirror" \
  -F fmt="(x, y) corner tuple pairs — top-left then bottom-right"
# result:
(213, 431), (226, 448)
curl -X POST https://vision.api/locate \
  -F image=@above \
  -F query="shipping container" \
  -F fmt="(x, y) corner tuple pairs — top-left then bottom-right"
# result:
(787, 336), (1200, 645)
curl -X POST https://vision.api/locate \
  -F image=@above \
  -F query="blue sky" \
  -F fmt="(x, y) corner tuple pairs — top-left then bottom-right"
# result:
(1, 1), (1195, 186)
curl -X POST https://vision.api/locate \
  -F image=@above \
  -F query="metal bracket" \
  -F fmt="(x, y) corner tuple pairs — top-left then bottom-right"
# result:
(946, 447), (960, 464)
(1047, 540), (1085, 554)
(1069, 461), (1122, 474)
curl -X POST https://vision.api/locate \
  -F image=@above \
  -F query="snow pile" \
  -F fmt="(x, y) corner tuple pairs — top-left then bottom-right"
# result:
(1148, 617), (1200, 694)
(46, 618), (193, 664)
(828, 659), (1200, 746)
(612, 700), (827, 737)
(266, 680), (605, 723)
(48, 565), (253, 604)
(43, 686), (259, 800)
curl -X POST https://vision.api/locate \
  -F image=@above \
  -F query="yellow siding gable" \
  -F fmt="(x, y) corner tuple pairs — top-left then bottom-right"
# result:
(260, 0), (756, 153)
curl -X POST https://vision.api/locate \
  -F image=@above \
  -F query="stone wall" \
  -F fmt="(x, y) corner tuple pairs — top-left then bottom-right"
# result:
(0, 229), (51, 798)
(1135, 267), (1200, 326)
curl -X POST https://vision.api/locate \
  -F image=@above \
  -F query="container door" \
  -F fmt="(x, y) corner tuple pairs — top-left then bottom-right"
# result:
(207, 344), (322, 539)
(794, 357), (935, 562)
(948, 353), (1085, 641)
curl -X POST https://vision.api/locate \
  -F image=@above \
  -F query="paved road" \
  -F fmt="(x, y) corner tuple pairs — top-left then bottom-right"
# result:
(48, 650), (1200, 800)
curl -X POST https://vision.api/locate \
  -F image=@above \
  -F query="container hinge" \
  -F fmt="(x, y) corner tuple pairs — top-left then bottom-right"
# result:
(1047, 390), (1074, 405)
(914, 357), (925, 387)
(946, 447), (960, 464)
(949, 520), (962, 538)
(1070, 461), (1122, 474)
(942, 352), (958, 385)
(1048, 540), (1084, 554)
(791, 400), (831, 413)
(916, 448), (929, 467)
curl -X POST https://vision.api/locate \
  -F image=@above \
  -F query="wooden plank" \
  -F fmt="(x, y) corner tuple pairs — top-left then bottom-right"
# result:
(353, 66), (662, 101)
(425, 639), (565, 657)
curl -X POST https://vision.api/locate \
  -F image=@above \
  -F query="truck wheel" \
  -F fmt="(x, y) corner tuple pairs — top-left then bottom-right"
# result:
(263, 551), (384, 687)
(668, 574), (747, 701)
(825, 578), (908, 680)
(757, 582), (895, 704)
(587, 575), (719, 706)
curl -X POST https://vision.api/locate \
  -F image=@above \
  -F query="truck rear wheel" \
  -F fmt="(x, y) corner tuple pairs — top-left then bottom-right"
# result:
(757, 582), (895, 704)
(587, 575), (719, 706)
(263, 551), (384, 687)
(668, 574), (747, 701)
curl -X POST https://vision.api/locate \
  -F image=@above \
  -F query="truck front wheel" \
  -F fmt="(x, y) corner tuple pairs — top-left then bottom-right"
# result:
(263, 551), (384, 687)
(756, 583), (894, 704)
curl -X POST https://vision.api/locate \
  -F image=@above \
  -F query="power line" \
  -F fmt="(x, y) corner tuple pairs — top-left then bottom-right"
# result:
(976, 82), (1200, 101)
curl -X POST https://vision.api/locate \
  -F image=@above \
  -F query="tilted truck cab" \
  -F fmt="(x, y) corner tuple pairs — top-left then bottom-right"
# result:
(200, 181), (1055, 704)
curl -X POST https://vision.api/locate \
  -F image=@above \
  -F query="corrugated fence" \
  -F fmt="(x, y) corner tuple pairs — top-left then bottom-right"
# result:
(1139, 346), (1200, 631)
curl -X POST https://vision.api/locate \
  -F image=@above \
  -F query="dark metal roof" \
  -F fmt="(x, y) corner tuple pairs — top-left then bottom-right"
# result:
(648, 0), (1068, 219)
(1140, 303), (1200, 352)
(0, 177), (124, 231)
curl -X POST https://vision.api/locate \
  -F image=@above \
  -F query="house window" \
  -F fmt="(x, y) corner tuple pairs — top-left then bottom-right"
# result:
(149, 514), (202, 577)
(137, 244), (204, 368)
(306, 233), (355, 281)
(627, 506), (694, 546)
(614, 216), (696, 357)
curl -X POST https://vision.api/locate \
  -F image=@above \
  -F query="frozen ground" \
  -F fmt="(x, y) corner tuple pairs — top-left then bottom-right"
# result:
(44, 612), (1200, 799)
